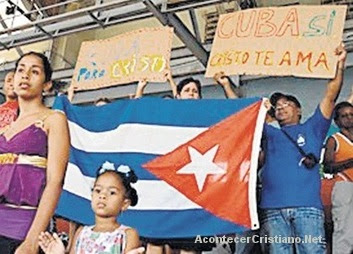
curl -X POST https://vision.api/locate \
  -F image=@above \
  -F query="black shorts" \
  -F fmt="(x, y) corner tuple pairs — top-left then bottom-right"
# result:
(141, 237), (215, 251)
(0, 235), (22, 254)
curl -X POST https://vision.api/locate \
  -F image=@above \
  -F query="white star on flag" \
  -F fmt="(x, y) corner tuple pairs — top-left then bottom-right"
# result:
(177, 145), (226, 192)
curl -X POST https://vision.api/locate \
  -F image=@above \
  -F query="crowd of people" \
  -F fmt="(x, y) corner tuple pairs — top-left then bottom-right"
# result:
(0, 42), (351, 254)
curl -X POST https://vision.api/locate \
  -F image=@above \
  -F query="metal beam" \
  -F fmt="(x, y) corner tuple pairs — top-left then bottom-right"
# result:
(4, 0), (52, 47)
(0, 0), (145, 36)
(189, 9), (201, 42)
(20, 0), (48, 18)
(6, 0), (33, 22)
(0, 41), (9, 51)
(87, 11), (105, 28)
(34, 24), (53, 38)
(143, 0), (209, 66)
(32, 0), (49, 18)
(0, 0), (155, 51)
(0, 0), (224, 51)
(0, 14), (23, 54)
(167, 13), (209, 66)
(166, 0), (225, 12)
(143, 0), (168, 25)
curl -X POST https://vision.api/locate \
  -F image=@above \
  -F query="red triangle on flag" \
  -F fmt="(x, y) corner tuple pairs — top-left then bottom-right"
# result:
(143, 101), (263, 228)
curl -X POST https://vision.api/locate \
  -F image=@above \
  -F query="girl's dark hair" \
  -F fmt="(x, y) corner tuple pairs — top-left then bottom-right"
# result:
(15, 51), (52, 83)
(96, 165), (139, 206)
(177, 77), (202, 98)
(334, 101), (353, 124)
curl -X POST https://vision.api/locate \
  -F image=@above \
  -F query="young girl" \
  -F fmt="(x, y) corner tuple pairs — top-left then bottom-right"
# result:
(38, 161), (143, 254)
(0, 52), (70, 254)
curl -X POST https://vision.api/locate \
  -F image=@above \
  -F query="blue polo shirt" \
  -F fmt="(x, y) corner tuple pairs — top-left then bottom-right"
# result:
(260, 106), (331, 209)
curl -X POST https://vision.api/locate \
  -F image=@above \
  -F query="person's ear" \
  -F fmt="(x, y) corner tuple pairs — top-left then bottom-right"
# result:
(297, 108), (302, 116)
(43, 81), (53, 93)
(121, 198), (131, 212)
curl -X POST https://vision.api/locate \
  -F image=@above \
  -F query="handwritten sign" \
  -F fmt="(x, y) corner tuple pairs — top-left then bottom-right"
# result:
(71, 27), (174, 91)
(206, 5), (347, 78)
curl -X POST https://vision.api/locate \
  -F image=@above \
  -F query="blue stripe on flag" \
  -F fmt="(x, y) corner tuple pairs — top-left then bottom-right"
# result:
(54, 96), (260, 131)
(121, 210), (247, 238)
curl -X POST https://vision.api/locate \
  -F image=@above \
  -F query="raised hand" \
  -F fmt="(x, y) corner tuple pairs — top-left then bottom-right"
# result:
(213, 71), (238, 99)
(336, 42), (347, 69)
(165, 70), (177, 97)
(137, 79), (148, 90)
(213, 71), (231, 87)
(135, 78), (148, 98)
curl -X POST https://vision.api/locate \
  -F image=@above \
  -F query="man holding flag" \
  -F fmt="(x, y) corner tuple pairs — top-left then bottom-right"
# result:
(259, 44), (346, 254)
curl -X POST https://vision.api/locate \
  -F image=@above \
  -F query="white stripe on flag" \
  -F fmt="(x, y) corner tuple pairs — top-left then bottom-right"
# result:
(63, 163), (201, 210)
(248, 99), (267, 230)
(69, 121), (207, 154)
(63, 163), (94, 200)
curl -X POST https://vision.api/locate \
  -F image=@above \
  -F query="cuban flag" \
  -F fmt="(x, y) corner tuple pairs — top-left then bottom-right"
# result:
(53, 95), (266, 238)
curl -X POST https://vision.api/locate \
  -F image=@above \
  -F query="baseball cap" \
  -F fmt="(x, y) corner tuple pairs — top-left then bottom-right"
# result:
(270, 92), (301, 109)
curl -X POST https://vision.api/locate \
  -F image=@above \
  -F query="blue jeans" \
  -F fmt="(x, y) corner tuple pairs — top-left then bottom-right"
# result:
(235, 230), (261, 254)
(260, 207), (326, 254)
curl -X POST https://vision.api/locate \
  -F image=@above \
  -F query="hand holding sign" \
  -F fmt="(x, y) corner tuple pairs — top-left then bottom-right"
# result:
(214, 71), (231, 88)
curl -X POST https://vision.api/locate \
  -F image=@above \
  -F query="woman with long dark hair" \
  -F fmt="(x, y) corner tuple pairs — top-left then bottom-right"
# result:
(0, 52), (70, 254)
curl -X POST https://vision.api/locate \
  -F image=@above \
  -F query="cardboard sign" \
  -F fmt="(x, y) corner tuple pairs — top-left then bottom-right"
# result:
(71, 27), (174, 91)
(206, 5), (347, 78)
